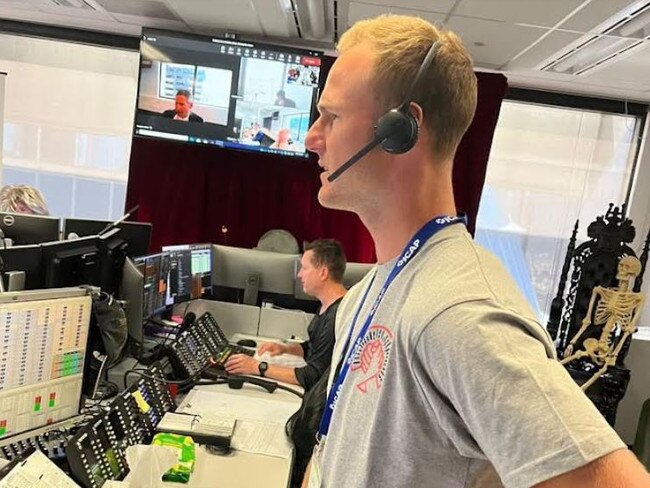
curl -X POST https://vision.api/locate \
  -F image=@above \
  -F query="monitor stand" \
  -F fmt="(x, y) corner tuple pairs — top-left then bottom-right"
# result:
(243, 273), (260, 305)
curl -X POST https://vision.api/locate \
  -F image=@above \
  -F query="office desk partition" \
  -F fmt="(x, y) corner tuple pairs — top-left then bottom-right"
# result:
(175, 299), (261, 337)
(258, 307), (314, 340)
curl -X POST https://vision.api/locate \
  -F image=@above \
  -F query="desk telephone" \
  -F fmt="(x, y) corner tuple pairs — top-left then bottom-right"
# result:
(166, 312), (255, 379)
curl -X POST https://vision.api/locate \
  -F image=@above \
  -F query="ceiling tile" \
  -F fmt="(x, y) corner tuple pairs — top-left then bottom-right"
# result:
(347, 1), (446, 27)
(250, 0), (298, 38)
(507, 30), (583, 69)
(111, 13), (188, 31)
(167, 0), (262, 35)
(560, 0), (638, 33)
(453, 0), (586, 27)
(95, 0), (179, 20)
(446, 15), (548, 68)
(348, 0), (455, 13)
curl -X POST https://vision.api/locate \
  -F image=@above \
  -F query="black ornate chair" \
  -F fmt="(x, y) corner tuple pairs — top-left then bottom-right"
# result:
(547, 203), (649, 425)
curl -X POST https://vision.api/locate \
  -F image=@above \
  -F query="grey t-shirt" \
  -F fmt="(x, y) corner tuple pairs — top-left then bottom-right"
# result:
(316, 224), (624, 488)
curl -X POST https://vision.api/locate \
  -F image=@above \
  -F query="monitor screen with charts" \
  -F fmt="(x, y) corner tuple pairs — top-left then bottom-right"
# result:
(0, 288), (92, 443)
(162, 243), (212, 304)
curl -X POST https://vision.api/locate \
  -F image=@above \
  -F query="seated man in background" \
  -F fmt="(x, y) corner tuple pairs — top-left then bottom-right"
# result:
(0, 184), (50, 215)
(225, 239), (347, 391)
(161, 89), (204, 122)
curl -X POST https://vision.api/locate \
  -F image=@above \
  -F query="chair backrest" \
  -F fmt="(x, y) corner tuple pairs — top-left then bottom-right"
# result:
(255, 229), (299, 254)
(633, 398), (650, 469)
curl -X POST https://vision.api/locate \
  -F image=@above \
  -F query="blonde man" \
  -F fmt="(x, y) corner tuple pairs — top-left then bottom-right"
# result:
(0, 185), (49, 215)
(303, 14), (649, 488)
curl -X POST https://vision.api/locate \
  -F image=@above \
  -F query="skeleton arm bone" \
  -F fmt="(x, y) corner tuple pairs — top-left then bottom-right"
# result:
(563, 287), (603, 358)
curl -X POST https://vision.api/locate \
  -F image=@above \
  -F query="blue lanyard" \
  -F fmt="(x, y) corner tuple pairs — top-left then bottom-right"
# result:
(318, 214), (466, 440)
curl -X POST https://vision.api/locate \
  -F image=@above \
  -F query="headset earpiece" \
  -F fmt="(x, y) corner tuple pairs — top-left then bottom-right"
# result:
(374, 108), (419, 154)
(326, 41), (440, 183)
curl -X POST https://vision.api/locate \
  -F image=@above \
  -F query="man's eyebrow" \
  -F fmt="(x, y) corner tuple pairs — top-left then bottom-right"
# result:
(316, 102), (336, 114)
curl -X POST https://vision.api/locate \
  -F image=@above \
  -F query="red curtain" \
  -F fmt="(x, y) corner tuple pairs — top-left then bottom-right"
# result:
(126, 70), (507, 262)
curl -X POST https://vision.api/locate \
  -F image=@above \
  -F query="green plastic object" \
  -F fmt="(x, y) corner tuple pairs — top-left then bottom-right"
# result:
(632, 398), (650, 470)
(152, 432), (196, 483)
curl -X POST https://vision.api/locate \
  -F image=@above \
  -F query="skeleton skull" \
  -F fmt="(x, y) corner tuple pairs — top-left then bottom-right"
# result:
(616, 256), (642, 281)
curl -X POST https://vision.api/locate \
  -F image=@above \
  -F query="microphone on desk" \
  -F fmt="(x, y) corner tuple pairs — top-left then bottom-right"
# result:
(177, 311), (197, 335)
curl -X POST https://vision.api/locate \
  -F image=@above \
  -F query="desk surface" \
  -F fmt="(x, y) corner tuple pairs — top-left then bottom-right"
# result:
(168, 381), (301, 488)
(162, 445), (292, 488)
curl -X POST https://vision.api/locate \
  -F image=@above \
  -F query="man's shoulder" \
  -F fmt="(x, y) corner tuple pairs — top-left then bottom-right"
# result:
(161, 110), (174, 117)
(402, 225), (537, 323)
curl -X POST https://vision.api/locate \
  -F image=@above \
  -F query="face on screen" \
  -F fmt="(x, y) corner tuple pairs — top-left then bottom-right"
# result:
(175, 95), (192, 118)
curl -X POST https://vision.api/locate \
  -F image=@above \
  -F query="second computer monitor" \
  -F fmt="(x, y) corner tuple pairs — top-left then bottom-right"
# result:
(40, 236), (101, 289)
(162, 244), (212, 304)
(0, 212), (60, 245)
(132, 253), (172, 320)
(212, 245), (298, 306)
(0, 244), (43, 290)
(62, 218), (152, 257)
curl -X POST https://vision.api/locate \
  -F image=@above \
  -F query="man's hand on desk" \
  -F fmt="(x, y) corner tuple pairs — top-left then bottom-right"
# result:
(257, 343), (287, 356)
(225, 354), (260, 376)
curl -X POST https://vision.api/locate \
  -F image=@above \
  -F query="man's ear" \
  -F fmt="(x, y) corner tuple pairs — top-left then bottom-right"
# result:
(410, 102), (424, 127)
(319, 265), (329, 281)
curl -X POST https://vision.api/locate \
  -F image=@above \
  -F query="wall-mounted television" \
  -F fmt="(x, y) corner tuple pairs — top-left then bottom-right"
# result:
(133, 28), (322, 159)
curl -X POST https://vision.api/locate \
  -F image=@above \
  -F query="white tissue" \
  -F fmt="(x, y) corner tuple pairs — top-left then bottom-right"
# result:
(122, 444), (178, 488)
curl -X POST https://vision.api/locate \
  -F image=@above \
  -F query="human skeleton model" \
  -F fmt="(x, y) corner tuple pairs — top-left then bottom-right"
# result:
(561, 256), (646, 391)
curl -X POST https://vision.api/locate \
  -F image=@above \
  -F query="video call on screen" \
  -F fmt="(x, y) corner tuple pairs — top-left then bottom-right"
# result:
(134, 29), (322, 159)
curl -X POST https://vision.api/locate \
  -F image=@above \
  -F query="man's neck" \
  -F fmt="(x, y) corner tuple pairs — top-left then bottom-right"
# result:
(317, 283), (347, 313)
(362, 164), (456, 264)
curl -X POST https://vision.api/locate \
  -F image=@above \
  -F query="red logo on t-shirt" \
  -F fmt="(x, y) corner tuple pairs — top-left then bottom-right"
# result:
(350, 325), (393, 393)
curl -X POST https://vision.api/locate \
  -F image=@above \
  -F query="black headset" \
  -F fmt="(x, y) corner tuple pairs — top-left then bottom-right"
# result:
(327, 41), (440, 183)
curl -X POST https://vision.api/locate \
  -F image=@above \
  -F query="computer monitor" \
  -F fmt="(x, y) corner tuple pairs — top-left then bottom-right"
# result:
(211, 244), (298, 306)
(294, 260), (374, 301)
(132, 253), (173, 320)
(120, 257), (145, 344)
(40, 237), (101, 289)
(162, 243), (212, 303)
(134, 28), (322, 159)
(62, 218), (152, 257)
(0, 212), (60, 245)
(0, 244), (43, 290)
(0, 288), (92, 443)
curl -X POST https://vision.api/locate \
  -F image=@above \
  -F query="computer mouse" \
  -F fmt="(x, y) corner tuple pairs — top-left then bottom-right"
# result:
(237, 339), (257, 348)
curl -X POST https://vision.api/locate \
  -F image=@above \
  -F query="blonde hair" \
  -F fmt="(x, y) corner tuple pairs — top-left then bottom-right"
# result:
(337, 15), (477, 160)
(0, 185), (50, 215)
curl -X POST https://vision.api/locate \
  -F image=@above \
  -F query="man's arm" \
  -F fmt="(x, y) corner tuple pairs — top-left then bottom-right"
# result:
(224, 354), (301, 385)
(258, 341), (305, 357)
(265, 364), (299, 385)
(535, 449), (649, 487)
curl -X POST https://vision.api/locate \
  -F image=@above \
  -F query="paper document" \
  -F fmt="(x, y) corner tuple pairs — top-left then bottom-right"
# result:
(178, 389), (298, 458)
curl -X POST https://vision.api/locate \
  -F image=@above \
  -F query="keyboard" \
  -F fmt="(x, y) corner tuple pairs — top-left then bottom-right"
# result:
(212, 344), (255, 369)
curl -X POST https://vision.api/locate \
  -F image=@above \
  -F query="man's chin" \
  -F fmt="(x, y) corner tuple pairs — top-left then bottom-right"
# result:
(317, 187), (352, 212)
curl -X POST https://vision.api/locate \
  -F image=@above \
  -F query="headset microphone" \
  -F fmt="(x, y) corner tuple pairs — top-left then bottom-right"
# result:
(327, 41), (440, 183)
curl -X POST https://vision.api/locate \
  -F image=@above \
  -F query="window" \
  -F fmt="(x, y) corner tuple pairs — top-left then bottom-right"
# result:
(0, 33), (138, 220)
(475, 99), (643, 323)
